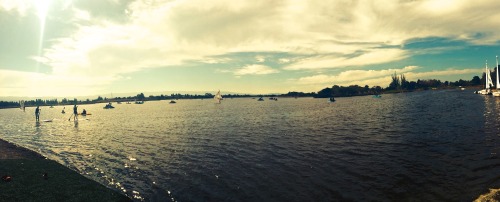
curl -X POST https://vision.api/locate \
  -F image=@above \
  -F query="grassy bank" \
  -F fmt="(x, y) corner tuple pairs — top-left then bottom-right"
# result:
(0, 139), (131, 201)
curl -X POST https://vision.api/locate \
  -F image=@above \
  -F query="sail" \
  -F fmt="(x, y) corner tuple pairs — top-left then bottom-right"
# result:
(214, 90), (223, 103)
(486, 62), (493, 89)
(496, 56), (500, 89)
(19, 100), (25, 110)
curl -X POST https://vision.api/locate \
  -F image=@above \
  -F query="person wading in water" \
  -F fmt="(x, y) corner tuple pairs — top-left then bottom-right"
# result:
(35, 106), (40, 121)
(73, 104), (78, 121)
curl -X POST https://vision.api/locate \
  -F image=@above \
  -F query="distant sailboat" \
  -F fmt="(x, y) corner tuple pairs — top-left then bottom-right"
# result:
(214, 90), (223, 104)
(478, 61), (493, 95)
(493, 56), (500, 97)
(19, 100), (25, 112)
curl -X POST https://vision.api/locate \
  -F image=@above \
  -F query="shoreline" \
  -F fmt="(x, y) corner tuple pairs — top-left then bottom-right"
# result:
(0, 138), (131, 201)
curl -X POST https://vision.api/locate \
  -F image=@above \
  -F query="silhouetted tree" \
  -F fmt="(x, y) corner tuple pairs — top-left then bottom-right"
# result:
(137, 93), (145, 100)
(471, 76), (481, 86)
(387, 72), (400, 91)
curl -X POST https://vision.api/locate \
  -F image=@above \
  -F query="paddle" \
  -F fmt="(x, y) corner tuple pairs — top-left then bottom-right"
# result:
(68, 113), (73, 121)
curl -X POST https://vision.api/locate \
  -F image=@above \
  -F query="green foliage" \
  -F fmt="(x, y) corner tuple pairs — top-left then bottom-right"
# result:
(282, 91), (316, 97)
(314, 73), (483, 98)
(314, 85), (382, 98)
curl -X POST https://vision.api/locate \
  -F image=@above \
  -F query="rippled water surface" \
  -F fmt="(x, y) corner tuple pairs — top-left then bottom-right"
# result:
(1, 90), (500, 201)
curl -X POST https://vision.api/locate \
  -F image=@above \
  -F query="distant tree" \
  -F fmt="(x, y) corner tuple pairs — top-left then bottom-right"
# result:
(471, 76), (481, 86)
(387, 72), (401, 91)
(316, 87), (332, 98)
(400, 74), (409, 90)
(408, 81), (417, 91)
(137, 93), (145, 100)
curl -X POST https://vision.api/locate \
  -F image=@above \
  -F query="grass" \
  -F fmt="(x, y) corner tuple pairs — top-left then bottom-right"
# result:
(0, 159), (131, 202)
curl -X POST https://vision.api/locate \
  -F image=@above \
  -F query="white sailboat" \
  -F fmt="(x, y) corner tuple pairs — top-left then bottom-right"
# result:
(214, 90), (223, 104)
(493, 56), (500, 97)
(478, 61), (493, 95)
(19, 100), (25, 112)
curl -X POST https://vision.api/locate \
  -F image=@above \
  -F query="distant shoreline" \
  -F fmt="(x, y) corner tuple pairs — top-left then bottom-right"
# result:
(0, 86), (482, 110)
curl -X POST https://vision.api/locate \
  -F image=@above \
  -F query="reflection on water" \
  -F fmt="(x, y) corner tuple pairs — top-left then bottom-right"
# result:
(1, 90), (500, 201)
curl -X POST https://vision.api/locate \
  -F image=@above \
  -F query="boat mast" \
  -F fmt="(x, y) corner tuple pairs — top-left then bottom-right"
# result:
(496, 55), (500, 89)
(486, 61), (489, 90)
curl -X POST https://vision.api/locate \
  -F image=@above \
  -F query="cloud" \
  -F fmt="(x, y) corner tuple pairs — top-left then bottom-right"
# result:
(296, 66), (418, 85)
(294, 66), (481, 87)
(34, 0), (500, 75)
(2, 0), (500, 96)
(234, 64), (279, 76)
(0, 0), (30, 16)
(283, 48), (407, 70)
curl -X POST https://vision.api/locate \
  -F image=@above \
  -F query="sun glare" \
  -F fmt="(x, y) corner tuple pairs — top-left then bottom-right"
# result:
(33, 0), (52, 73)
(34, 0), (52, 21)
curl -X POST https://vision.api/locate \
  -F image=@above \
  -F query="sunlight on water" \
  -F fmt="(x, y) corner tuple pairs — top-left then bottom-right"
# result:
(1, 90), (500, 201)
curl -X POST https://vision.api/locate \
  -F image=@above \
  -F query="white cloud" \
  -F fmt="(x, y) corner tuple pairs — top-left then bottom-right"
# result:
(283, 49), (408, 70)
(296, 66), (418, 85)
(3, 0), (500, 96)
(294, 66), (481, 87)
(234, 64), (279, 76)
(36, 0), (500, 76)
(278, 58), (291, 64)
(0, 0), (30, 16)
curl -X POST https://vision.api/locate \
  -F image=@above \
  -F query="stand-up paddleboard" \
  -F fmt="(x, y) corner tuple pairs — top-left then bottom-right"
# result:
(42, 119), (54, 122)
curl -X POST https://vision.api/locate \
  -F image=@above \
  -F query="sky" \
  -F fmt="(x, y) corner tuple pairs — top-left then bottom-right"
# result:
(1, 0), (500, 98)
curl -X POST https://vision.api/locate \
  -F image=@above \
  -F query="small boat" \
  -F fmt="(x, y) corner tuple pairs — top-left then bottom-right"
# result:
(49, 106), (54, 108)
(329, 97), (335, 102)
(372, 94), (382, 98)
(257, 97), (264, 101)
(169, 100), (176, 104)
(135, 101), (144, 104)
(104, 103), (115, 109)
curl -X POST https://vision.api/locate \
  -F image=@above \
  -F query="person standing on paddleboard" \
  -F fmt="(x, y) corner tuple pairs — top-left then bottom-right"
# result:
(73, 104), (78, 121)
(35, 106), (40, 121)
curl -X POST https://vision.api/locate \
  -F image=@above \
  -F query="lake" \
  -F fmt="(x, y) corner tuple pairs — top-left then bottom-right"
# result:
(1, 89), (500, 201)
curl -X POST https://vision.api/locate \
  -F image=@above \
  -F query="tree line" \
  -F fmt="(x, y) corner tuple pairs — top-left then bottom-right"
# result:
(314, 72), (486, 98)
(0, 93), (259, 108)
(0, 70), (493, 108)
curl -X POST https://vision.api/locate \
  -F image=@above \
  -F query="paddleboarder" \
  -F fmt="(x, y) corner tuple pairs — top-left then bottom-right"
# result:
(35, 106), (40, 121)
(73, 104), (78, 121)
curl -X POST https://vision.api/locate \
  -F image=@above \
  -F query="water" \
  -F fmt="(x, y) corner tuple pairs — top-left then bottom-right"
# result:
(1, 90), (500, 201)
